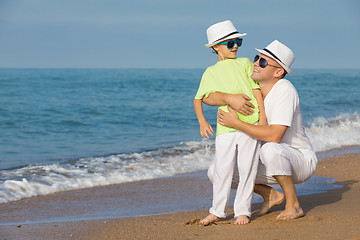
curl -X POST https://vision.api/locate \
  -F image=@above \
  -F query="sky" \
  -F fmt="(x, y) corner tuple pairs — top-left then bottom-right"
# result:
(0, 0), (359, 69)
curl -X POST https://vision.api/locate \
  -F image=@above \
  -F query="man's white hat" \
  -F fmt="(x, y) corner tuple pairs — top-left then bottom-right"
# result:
(256, 40), (295, 74)
(205, 20), (246, 48)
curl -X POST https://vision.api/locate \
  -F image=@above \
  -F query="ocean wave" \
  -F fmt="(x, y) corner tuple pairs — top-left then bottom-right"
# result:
(0, 140), (214, 204)
(306, 112), (360, 152)
(0, 112), (359, 204)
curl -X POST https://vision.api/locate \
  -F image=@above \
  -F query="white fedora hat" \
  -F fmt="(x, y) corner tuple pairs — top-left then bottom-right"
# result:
(256, 40), (295, 74)
(205, 20), (247, 48)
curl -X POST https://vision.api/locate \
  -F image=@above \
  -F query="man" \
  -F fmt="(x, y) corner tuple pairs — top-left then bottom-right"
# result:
(203, 40), (318, 220)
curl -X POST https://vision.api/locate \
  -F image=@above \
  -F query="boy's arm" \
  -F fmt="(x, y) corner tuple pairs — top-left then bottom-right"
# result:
(193, 99), (214, 138)
(203, 92), (255, 116)
(252, 89), (267, 125)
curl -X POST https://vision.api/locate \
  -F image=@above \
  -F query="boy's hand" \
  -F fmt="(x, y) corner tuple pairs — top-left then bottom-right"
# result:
(227, 94), (254, 116)
(200, 122), (214, 138)
(217, 107), (239, 128)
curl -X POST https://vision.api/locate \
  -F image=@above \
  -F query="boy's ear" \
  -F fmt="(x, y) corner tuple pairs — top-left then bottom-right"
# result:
(212, 46), (219, 55)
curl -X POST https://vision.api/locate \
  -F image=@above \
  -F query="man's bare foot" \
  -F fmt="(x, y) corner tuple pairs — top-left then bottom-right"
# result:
(276, 207), (304, 220)
(199, 214), (220, 225)
(234, 215), (250, 225)
(255, 189), (285, 216)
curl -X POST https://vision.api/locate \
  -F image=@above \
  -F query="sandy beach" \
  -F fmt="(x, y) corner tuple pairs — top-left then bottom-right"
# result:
(1, 152), (360, 240)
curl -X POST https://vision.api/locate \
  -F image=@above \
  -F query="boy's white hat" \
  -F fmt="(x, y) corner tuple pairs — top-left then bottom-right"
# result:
(256, 40), (295, 74)
(205, 20), (246, 48)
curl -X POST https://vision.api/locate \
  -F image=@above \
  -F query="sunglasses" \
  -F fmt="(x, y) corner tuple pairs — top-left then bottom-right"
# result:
(217, 38), (243, 49)
(254, 55), (281, 68)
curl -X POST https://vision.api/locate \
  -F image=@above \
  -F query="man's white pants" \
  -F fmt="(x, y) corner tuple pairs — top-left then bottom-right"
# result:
(207, 131), (260, 218)
(231, 142), (318, 186)
(255, 142), (318, 184)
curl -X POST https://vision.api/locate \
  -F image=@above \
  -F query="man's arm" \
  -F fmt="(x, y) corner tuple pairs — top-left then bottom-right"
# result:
(217, 107), (287, 143)
(252, 89), (266, 125)
(203, 92), (255, 116)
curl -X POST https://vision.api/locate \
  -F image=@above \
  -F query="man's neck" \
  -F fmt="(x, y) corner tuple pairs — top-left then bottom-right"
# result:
(259, 78), (281, 99)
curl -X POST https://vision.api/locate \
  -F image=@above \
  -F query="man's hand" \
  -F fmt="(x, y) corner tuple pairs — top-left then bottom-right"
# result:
(202, 92), (255, 115)
(217, 107), (240, 129)
(226, 94), (254, 116)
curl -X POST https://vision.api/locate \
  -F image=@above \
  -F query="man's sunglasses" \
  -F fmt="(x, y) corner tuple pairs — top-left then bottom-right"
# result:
(254, 55), (281, 68)
(217, 38), (243, 49)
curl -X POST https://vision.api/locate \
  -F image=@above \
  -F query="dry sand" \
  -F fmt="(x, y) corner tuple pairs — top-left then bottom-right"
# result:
(1, 153), (360, 240)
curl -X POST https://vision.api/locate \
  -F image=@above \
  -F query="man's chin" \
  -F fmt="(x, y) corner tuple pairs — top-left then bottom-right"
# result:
(251, 73), (258, 80)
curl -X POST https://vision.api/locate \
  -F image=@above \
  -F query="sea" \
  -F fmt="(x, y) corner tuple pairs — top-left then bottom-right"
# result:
(0, 68), (359, 207)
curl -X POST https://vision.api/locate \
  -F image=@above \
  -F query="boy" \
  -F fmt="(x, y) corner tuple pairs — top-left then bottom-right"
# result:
(193, 20), (265, 225)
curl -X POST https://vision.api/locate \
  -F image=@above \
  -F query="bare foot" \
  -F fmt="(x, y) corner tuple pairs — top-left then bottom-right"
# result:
(234, 215), (250, 225)
(199, 214), (220, 226)
(255, 189), (285, 216)
(276, 207), (304, 220)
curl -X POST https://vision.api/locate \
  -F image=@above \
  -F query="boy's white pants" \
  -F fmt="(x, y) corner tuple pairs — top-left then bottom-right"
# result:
(207, 131), (260, 218)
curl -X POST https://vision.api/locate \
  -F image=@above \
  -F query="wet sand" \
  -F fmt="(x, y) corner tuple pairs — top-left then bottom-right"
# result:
(1, 152), (360, 240)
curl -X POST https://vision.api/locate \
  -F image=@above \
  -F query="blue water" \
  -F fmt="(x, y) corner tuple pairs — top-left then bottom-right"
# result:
(0, 68), (359, 204)
(290, 69), (360, 122)
(0, 68), (203, 169)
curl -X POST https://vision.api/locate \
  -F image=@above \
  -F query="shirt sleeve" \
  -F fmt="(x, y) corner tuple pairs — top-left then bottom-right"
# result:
(194, 68), (216, 99)
(267, 86), (298, 127)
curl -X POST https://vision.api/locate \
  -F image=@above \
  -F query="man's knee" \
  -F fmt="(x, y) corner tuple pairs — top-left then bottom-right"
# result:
(259, 142), (293, 177)
(260, 142), (283, 164)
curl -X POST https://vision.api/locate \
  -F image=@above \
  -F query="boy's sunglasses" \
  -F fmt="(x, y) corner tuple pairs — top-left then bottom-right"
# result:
(254, 55), (281, 68)
(217, 38), (243, 49)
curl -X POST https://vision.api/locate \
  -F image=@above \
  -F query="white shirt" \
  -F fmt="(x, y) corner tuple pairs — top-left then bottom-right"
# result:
(264, 79), (313, 151)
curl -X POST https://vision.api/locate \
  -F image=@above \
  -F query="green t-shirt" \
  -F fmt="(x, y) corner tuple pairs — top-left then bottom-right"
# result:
(195, 57), (260, 136)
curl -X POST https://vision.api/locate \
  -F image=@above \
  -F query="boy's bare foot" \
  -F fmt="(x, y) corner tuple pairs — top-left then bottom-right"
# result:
(234, 215), (250, 225)
(255, 190), (285, 216)
(276, 207), (304, 220)
(199, 214), (220, 225)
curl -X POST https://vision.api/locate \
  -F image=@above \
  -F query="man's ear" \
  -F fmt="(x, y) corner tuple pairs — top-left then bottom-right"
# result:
(274, 68), (285, 78)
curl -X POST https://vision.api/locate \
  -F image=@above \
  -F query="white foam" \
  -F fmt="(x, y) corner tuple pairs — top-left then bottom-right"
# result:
(0, 140), (215, 204)
(306, 113), (360, 152)
(1, 112), (359, 204)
